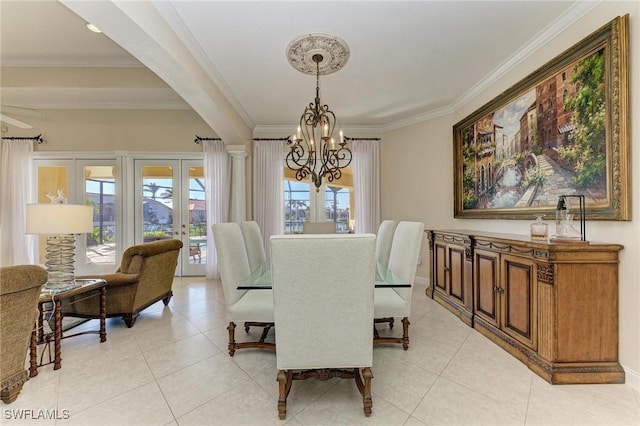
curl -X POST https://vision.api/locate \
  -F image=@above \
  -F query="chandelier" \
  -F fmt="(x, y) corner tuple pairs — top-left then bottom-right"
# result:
(286, 33), (352, 191)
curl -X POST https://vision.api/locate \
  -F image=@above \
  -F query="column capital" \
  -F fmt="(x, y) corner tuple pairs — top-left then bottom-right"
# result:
(226, 145), (248, 158)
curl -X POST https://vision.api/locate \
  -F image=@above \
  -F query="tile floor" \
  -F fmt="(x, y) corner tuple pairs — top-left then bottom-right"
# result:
(3, 277), (639, 425)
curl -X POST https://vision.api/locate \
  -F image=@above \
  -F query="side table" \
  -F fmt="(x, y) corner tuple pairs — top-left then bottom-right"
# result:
(29, 279), (107, 377)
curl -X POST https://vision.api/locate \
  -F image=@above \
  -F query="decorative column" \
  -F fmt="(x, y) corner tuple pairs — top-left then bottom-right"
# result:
(227, 145), (248, 222)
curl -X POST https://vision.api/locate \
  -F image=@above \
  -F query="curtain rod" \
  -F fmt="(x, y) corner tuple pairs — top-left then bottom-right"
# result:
(254, 136), (381, 142)
(194, 135), (381, 144)
(194, 135), (221, 144)
(2, 134), (44, 144)
(344, 137), (381, 141)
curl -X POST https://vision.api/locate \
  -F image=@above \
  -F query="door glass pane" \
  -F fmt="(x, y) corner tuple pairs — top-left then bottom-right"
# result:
(142, 166), (174, 241)
(284, 180), (310, 234)
(188, 166), (206, 265)
(84, 165), (116, 266)
(325, 185), (352, 233)
(35, 166), (69, 263)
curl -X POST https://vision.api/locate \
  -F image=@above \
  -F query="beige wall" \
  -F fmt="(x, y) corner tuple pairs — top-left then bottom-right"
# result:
(11, 109), (213, 152)
(381, 2), (640, 376)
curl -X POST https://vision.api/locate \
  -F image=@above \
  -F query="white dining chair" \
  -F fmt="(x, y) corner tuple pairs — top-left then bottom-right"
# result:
(212, 222), (275, 356)
(302, 221), (336, 234)
(270, 234), (376, 420)
(375, 220), (398, 268)
(239, 221), (267, 272)
(374, 220), (424, 349)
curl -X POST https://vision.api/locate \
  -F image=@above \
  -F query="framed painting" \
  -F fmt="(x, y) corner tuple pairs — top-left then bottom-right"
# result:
(453, 15), (630, 220)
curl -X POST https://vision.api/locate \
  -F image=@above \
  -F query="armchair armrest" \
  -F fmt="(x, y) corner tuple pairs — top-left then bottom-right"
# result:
(77, 273), (140, 288)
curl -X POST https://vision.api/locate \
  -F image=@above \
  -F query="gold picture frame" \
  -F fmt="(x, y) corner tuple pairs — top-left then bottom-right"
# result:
(453, 15), (630, 220)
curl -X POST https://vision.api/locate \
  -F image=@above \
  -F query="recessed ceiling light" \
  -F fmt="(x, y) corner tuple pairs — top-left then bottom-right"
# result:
(86, 23), (102, 33)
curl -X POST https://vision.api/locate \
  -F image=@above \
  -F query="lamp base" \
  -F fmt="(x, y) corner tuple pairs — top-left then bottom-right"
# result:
(43, 234), (80, 292)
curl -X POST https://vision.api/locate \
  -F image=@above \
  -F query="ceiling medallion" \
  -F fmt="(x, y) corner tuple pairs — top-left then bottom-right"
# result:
(286, 33), (350, 76)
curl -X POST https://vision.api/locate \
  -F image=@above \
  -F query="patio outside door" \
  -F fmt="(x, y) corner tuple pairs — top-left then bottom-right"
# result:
(134, 159), (206, 276)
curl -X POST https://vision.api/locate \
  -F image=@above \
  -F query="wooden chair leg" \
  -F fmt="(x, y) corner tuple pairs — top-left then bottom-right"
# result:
(162, 292), (173, 306)
(1, 371), (28, 404)
(277, 370), (293, 420)
(401, 317), (410, 350)
(123, 313), (139, 328)
(227, 322), (236, 356)
(354, 367), (373, 417)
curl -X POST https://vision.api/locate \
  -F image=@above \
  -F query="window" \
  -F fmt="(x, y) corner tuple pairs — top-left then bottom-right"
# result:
(283, 166), (354, 233)
(324, 186), (352, 233)
(284, 180), (310, 234)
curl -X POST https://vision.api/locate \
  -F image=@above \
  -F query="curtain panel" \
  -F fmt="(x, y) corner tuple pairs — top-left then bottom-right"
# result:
(253, 140), (284, 259)
(352, 139), (380, 234)
(0, 139), (35, 266)
(203, 140), (230, 279)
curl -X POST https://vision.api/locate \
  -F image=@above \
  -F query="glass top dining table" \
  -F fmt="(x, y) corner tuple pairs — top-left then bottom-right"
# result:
(237, 261), (411, 290)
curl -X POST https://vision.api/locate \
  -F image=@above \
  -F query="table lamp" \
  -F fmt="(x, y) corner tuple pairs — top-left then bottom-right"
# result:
(26, 204), (94, 290)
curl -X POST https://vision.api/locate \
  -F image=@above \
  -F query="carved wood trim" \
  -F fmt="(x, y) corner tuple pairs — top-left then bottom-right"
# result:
(536, 264), (554, 285)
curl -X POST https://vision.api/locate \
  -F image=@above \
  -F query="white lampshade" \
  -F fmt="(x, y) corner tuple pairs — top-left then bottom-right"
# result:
(26, 204), (94, 235)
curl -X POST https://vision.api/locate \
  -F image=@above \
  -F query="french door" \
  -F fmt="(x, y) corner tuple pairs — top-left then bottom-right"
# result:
(134, 159), (206, 276)
(33, 159), (119, 276)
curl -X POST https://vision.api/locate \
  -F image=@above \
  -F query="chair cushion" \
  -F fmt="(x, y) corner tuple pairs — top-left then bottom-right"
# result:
(374, 288), (410, 318)
(227, 289), (274, 323)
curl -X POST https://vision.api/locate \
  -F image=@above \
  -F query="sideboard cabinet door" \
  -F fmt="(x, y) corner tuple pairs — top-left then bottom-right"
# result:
(474, 249), (499, 328)
(429, 232), (473, 325)
(501, 254), (537, 350)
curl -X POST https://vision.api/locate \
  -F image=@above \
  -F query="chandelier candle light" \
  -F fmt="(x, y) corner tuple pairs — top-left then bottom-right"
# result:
(26, 203), (94, 290)
(286, 33), (352, 191)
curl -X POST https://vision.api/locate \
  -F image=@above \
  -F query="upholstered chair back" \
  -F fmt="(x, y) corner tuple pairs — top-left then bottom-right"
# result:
(302, 221), (336, 234)
(239, 221), (267, 273)
(212, 222), (251, 306)
(375, 220), (398, 268)
(271, 234), (376, 370)
(388, 221), (424, 303)
(0, 265), (47, 403)
(119, 239), (182, 311)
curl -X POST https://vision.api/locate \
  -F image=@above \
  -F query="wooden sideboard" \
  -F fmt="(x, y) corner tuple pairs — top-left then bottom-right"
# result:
(427, 229), (624, 385)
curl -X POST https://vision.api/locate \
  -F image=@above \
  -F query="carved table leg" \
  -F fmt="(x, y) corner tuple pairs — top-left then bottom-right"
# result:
(53, 300), (62, 370)
(37, 302), (44, 342)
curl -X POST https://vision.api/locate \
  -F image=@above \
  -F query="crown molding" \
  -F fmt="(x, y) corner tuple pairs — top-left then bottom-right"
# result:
(451, 0), (600, 112)
(382, 0), (600, 132)
(383, 105), (455, 132)
(1, 58), (144, 68)
(22, 101), (191, 110)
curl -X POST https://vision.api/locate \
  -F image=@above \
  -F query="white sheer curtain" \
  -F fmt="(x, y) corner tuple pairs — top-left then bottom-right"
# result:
(253, 140), (284, 259)
(203, 140), (230, 279)
(352, 139), (380, 234)
(0, 138), (35, 266)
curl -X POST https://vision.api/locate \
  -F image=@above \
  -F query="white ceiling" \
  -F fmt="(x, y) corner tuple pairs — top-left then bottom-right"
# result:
(1, 0), (596, 135)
